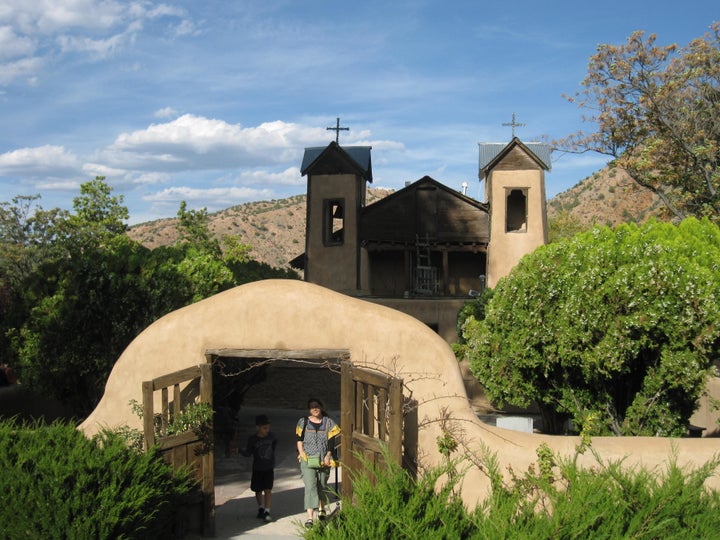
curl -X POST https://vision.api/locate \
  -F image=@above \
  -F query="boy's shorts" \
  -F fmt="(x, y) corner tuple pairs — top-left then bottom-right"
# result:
(250, 469), (274, 492)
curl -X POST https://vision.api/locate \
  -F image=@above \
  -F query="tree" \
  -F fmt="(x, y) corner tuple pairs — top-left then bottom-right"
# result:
(66, 176), (129, 249)
(461, 218), (720, 436)
(2, 182), (298, 418)
(15, 236), (166, 416)
(559, 23), (720, 223)
(0, 196), (73, 369)
(176, 201), (214, 248)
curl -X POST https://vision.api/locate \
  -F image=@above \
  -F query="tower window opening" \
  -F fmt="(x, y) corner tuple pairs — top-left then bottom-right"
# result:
(324, 199), (345, 245)
(506, 188), (527, 232)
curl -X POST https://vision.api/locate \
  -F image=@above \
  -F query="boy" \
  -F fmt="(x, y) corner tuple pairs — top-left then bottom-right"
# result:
(241, 414), (278, 522)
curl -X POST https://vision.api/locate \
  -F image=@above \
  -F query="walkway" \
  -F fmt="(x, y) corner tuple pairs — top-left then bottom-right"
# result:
(185, 407), (342, 539)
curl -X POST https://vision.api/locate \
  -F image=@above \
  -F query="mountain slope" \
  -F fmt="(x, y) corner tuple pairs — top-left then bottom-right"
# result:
(129, 168), (665, 270)
(128, 189), (393, 271)
(547, 166), (664, 227)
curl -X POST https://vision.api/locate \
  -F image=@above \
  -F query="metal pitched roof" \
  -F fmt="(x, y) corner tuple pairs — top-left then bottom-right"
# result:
(300, 142), (373, 181)
(478, 138), (552, 178)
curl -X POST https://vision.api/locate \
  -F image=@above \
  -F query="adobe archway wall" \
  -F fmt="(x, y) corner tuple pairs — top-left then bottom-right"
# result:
(80, 279), (720, 508)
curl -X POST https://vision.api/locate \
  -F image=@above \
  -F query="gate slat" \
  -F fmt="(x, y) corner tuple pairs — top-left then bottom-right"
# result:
(366, 386), (375, 438)
(378, 387), (388, 440)
(161, 387), (169, 435)
(341, 360), (403, 501)
(173, 383), (181, 420)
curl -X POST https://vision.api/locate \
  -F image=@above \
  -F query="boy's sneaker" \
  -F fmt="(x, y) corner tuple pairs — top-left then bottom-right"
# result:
(264, 511), (272, 522)
(256, 508), (265, 519)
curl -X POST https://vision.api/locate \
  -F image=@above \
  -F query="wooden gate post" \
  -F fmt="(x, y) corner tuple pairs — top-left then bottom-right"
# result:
(340, 361), (355, 499)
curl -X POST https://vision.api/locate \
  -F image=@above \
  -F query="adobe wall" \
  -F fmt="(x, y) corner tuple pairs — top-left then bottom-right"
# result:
(79, 280), (720, 508)
(365, 297), (467, 344)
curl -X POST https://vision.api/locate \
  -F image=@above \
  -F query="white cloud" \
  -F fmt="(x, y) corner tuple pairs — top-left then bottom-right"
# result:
(3, 0), (126, 34)
(132, 172), (171, 185)
(144, 185), (274, 211)
(57, 31), (129, 57)
(2, 0), (185, 35)
(0, 56), (43, 84)
(100, 115), (327, 170)
(0, 26), (36, 59)
(0, 1), (190, 84)
(81, 162), (126, 178)
(35, 179), (82, 191)
(154, 107), (179, 119)
(237, 167), (304, 186)
(144, 4), (187, 20)
(0, 145), (81, 176)
(170, 19), (201, 37)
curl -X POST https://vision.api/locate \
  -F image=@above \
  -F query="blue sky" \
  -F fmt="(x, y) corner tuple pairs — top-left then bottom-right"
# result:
(0, 1), (717, 224)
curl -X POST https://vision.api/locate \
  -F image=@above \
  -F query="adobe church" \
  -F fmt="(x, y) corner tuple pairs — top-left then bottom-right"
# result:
(290, 133), (551, 343)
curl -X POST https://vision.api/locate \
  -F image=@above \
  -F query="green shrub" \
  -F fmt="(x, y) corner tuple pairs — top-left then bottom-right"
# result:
(306, 454), (473, 539)
(306, 447), (720, 539)
(472, 446), (720, 539)
(0, 419), (196, 539)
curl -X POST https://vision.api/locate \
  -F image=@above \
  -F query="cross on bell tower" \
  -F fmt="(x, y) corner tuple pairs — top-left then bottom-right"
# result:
(502, 112), (525, 138)
(326, 117), (349, 143)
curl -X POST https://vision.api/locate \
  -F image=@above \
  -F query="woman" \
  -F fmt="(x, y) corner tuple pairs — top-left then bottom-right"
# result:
(296, 398), (340, 528)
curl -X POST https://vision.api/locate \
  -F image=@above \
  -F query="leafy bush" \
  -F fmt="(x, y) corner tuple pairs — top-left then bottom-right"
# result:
(305, 454), (473, 539)
(0, 419), (196, 539)
(127, 399), (214, 453)
(305, 446), (720, 539)
(472, 444), (720, 539)
(464, 218), (720, 435)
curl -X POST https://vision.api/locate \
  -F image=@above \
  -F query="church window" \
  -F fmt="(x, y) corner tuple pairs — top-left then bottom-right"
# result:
(324, 199), (345, 245)
(506, 188), (527, 232)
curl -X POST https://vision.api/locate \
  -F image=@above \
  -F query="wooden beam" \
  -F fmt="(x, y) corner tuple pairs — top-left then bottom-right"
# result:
(205, 348), (350, 360)
(151, 366), (202, 390)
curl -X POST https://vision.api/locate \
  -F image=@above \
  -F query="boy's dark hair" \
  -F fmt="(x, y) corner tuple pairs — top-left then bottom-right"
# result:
(307, 398), (324, 408)
(255, 414), (270, 426)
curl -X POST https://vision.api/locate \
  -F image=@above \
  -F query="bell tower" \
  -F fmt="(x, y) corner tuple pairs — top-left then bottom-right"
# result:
(479, 137), (550, 288)
(299, 141), (373, 294)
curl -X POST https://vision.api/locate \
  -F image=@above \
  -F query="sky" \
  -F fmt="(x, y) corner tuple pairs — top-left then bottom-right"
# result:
(0, 1), (717, 225)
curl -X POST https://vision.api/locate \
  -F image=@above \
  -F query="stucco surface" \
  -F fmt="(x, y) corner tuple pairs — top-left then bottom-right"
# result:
(80, 279), (720, 508)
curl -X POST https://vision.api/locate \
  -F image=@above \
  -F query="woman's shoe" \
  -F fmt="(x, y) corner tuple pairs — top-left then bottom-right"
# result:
(318, 509), (327, 520)
(304, 519), (314, 529)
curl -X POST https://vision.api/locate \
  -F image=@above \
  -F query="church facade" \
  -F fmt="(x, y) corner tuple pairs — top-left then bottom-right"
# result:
(290, 137), (551, 343)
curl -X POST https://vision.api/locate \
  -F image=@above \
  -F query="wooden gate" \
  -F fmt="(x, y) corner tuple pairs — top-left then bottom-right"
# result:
(340, 361), (403, 499)
(142, 363), (214, 537)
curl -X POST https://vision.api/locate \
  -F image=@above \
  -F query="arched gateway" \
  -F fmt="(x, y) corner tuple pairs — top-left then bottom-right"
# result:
(81, 279), (720, 511)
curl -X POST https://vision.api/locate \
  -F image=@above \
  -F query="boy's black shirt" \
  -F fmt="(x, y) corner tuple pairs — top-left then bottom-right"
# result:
(243, 432), (277, 471)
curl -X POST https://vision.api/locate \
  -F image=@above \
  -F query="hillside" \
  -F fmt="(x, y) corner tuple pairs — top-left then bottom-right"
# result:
(547, 165), (665, 227)
(128, 168), (665, 271)
(127, 189), (394, 271)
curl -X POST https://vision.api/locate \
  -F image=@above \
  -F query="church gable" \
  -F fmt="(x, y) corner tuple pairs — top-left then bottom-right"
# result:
(360, 176), (489, 245)
(492, 145), (545, 172)
(479, 137), (551, 179)
(301, 142), (373, 181)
